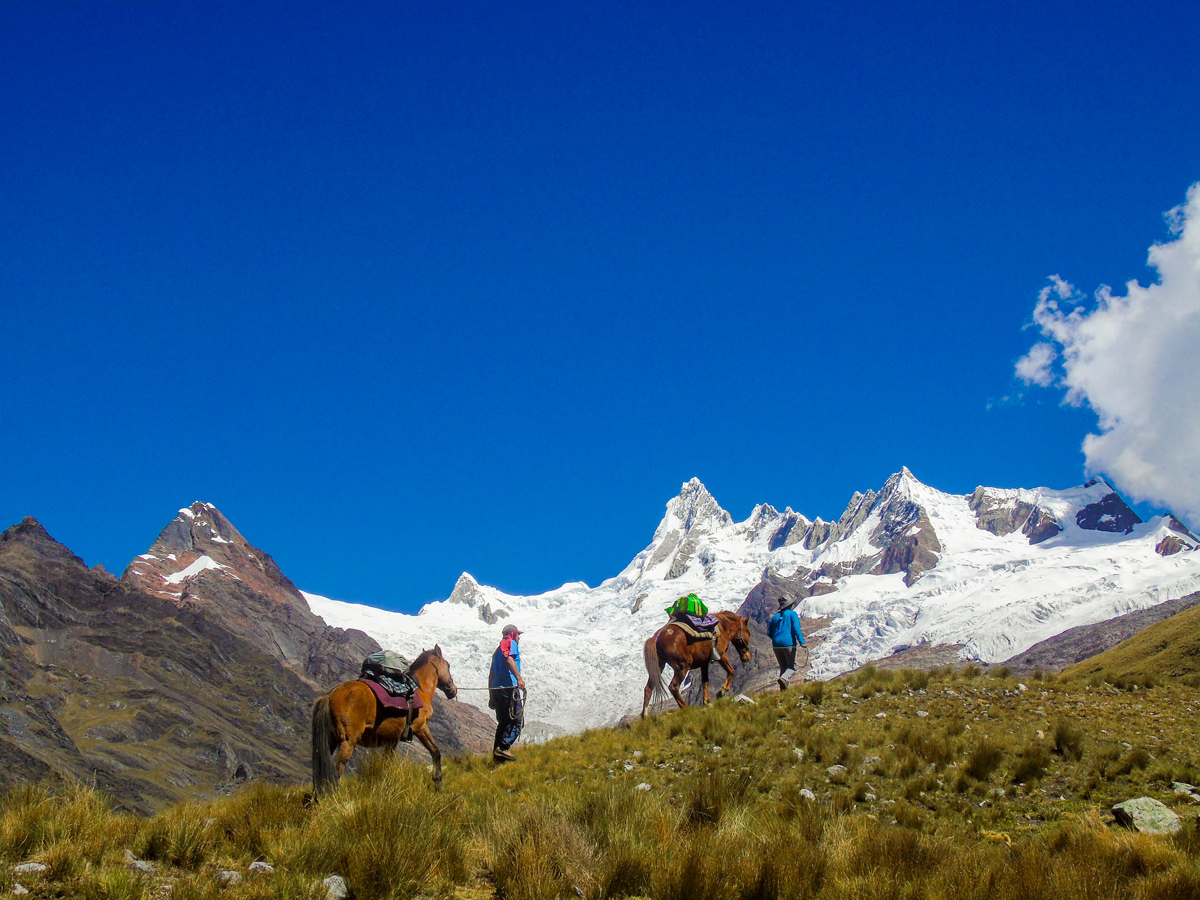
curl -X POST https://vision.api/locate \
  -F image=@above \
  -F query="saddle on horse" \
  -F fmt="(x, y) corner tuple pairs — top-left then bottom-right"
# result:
(668, 613), (720, 641)
(359, 651), (421, 741)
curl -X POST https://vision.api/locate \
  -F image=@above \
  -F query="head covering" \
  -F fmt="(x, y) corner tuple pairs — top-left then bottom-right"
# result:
(777, 595), (796, 610)
(502, 624), (521, 637)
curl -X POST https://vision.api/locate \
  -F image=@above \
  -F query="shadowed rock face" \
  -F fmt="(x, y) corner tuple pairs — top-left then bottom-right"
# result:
(968, 487), (1062, 545)
(1075, 490), (1142, 534)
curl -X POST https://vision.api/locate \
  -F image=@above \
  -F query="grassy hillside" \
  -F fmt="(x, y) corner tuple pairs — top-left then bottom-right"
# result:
(2, 666), (1198, 899)
(1062, 600), (1200, 685)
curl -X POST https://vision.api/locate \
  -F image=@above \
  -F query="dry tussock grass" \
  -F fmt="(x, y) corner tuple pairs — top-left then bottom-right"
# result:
(1, 667), (1198, 899)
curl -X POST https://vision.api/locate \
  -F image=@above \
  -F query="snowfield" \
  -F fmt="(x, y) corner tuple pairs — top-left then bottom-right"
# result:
(304, 471), (1200, 736)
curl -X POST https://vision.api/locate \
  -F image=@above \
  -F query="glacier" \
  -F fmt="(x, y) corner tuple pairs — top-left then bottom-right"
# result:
(303, 470), (1200, 737)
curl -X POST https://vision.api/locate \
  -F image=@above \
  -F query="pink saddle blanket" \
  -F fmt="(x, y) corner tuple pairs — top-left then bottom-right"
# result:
(359, 678), (423, 713)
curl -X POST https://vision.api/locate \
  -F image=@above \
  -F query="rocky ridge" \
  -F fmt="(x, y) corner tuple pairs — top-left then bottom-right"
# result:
(120, 503), (378, 689)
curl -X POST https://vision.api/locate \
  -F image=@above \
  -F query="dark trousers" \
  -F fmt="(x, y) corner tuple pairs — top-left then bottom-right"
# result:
(774, 646), (798, 680)
(491, 687), (524, 751)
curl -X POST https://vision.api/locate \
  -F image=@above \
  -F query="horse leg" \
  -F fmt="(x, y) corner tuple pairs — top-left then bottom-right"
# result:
(701, 661), (711, 705)
(332, 715), (368, 781)
(412, 720), (442, 790)
(716, 652), (736, 699)
(668, 665), (689, 709)
(333, 734), (358, 780)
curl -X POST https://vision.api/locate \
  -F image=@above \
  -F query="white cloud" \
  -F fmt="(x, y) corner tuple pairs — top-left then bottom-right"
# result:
(1017, 182), (1200, 528)
(1014, 342), (1057, 387)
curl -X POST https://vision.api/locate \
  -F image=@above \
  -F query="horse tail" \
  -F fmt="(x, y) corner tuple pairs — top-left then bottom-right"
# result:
(643, 633), (670, 709)
(311, 694), (336, 797)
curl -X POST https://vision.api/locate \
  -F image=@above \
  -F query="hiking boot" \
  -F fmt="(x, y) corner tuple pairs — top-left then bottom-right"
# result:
(493, 748), (516, 762)
(777, 677), (788, 691)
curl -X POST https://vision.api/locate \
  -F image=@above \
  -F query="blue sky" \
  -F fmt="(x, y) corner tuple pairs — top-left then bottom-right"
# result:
(2, 2), (1198, 612)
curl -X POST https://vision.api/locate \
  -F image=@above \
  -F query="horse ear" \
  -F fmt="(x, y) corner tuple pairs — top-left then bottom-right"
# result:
(434, 644), (443, 657)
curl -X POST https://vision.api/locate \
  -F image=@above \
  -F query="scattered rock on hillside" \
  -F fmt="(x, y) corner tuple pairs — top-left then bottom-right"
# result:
(324, 875), (349, 900)
(1172, 783), (1200, 803)
(1112, 797), (1180, 834)
(124, 850), (154, 873)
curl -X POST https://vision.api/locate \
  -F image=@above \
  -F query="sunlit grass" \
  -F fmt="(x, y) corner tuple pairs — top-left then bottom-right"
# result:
(2, 668), (1198, 898)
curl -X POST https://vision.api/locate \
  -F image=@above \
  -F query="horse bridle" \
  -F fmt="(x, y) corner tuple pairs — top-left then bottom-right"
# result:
(438, 660), (458, 699)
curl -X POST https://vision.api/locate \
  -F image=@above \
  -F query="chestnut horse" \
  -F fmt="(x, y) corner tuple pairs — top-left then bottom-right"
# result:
(311, 646), (458, 795)
(642, 611), (752, 717)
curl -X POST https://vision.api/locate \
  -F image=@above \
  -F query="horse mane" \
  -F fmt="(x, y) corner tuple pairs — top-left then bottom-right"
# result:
(408, 648), (438, 673)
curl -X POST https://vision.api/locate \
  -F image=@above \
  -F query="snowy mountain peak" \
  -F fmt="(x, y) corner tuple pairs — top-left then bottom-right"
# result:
(664, 478), (732, 534)
(307, 471), (1200, 734)
(447, 573), (483, 607)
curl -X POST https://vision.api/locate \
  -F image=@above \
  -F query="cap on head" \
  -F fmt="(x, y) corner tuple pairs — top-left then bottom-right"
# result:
(777, 595), (795, 610)
(502, 624), (521, 637)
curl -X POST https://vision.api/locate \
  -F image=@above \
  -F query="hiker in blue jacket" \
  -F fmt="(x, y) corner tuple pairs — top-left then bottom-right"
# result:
(488, 624), (526, 762)
(768, 595), (806, 691)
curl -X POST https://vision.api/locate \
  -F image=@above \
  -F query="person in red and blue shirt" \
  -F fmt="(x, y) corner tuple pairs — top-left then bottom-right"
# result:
(767, 595), (806, 690)
(488, 624), (525, 762)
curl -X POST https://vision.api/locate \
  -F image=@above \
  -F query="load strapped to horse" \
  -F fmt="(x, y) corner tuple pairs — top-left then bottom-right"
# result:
(642, 597), (752, 717)
(311, 645), (458, 795)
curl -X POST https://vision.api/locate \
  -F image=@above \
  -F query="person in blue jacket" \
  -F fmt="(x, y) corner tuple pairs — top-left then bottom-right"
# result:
(767, 595), (806, 690)
(488, 624), (526, 762)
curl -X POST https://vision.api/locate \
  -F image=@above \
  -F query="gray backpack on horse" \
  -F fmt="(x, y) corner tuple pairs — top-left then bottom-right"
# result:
(360, 650), (417, 697)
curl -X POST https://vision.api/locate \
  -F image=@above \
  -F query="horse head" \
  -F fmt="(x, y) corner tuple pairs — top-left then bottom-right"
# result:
(431, 644), (458, 699)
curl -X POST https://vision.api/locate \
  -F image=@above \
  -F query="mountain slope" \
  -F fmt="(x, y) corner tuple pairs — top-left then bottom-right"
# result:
(121, 503), (378, 688)
(1061, 597), (1200, 683)
(123, 504), (496, 756)
(1002, 590), (1200, 674)
(308, 471), (1200, 734)
(0, 517), (318, 812)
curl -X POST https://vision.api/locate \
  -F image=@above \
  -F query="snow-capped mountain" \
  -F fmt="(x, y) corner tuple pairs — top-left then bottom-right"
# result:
(304, 471), (1200, 736)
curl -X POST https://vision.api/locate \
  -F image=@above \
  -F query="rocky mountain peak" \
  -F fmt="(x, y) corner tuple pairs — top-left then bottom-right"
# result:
(665, 478), (732, 534)
(121, 504), (378, 689)
(2, 516), (47, 546)
(741, 503), (783, 542)
(447, 573), (484, 608)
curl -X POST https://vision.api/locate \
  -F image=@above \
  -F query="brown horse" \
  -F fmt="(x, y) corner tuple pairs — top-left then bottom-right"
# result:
(642, 611), (752, 717)
(311, 646), (458, 795)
